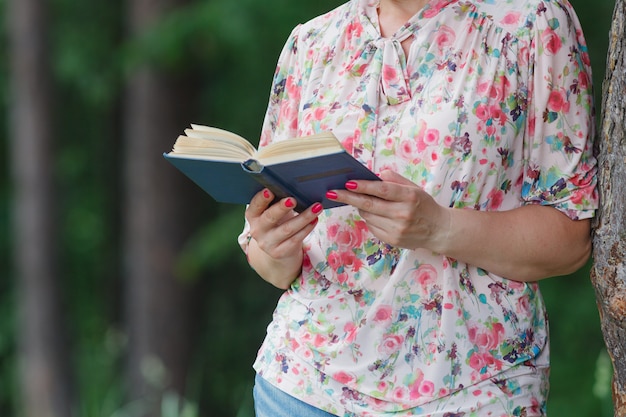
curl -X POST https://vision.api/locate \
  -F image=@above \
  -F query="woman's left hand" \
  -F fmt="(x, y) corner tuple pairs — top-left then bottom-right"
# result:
(327, 169), (592, 282)
(327, 170), (451, 252)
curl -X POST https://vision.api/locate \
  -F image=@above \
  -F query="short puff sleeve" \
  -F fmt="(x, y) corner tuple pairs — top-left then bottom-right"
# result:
(522, 0), (598, 220)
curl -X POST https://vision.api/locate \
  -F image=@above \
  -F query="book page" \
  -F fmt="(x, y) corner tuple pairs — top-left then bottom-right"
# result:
(167, 125), (258, 162)
(187, 125), (257, 156)
(256, 132), (344, 165)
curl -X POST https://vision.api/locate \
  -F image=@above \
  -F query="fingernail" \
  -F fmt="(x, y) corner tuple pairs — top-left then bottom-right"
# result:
(326, 191), (338, 200)
(284, 198), (295, 208)
(310, 218), (319, 226)
(263, 189), (271, 199)
(312, 203), (323, 214)
(345, 181), (358, 190)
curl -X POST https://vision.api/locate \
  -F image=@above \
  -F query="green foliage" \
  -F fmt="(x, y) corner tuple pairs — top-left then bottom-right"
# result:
(52, 0), (124, 107)
(174, 206), (247, 282)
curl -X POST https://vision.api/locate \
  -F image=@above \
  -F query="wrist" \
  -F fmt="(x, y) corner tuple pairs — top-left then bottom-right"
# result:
(429, 206), (454, 255)
(247, 237), (303, 289)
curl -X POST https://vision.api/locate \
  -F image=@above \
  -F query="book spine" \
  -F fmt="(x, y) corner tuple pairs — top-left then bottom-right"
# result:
(241, 159), (312, 212)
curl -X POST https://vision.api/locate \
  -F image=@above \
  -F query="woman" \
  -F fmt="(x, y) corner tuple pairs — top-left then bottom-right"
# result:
(240, 0), (597, 415)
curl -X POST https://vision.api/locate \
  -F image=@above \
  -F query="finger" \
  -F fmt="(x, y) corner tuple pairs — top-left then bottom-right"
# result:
(349, 170), (421, 200)
(260, 199), (322, 236)
(247, 188), (274, 219)
(272, 215), (320, 252)
(257, 201), (322, 254)
(327, 181), (410, 212)
(379, 169), (417, 186)
(261, 197), (299, 229)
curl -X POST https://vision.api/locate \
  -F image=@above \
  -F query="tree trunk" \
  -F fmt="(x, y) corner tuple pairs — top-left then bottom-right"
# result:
(122, 0), (199, 415)
(7, 0), (73, 417)
(591, 0), (626, 415)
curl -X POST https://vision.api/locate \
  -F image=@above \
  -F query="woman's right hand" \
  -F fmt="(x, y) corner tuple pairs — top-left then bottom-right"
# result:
(245, 188), (323, 289)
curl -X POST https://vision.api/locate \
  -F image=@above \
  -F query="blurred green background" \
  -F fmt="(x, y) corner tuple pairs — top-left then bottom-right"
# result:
(0, 0), (616, 416)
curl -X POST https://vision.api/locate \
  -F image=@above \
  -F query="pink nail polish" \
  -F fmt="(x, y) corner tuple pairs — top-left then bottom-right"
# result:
(263, 189), (271, 199)
(310, 218), (319, 226)
(284, 198), (295, 208)
(345, 181), (358, 190)
(326, 191), (338, 200)
(312, 203), (323, 214)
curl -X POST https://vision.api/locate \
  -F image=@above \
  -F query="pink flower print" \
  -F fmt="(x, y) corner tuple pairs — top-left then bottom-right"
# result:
(344, 322), (358, 343)
(507, 280), (526, 291)
(434, 25), (456, 52)
(469, 322), (505, 352)
(336, 224), (366, 249)
(423, 0), (449, 18)
(413, 264), (438, 288)
(302, 252), (312, 270)
(333, 370), (356, 385)
(475, 103), (490, 121)
(285, 74), (300, 98)
(279, 101), (299, 131)
(530, 396), (543, 415)
(518, 43), (530, 67)
(373, 305), (394, 323)
(392, 386), (409, 401)
(547, 89), (567, 112)
(327, 222), (340, 239)
(328, 250), (341, 271)
(378, 334), (405, 356)
(355, 219), (369, 236)
(570, 189), (585, 205)
(578, 71), (590, 90)
(313, 333), (328, 348)
(528, 116), (536, 137)
(383, 64), (398, 84)
(423, 129), (440, 146)
(290, 338), (300, 351)
(516, 294), (531, 315)
(345, 20), (363, 44)
(469, 352), (490, 372)
(341, 129), (359, 156)
(418, 380), (435, 397)
(490, 104), (507, 126)
(340, 250), (363, 272)
(313, 107), (327, 121)
(500, 11), (521, 28)
(477, 81), (502, 102)
(541, 28), (563, 55)
(400, 138), (418, 160)
(487, 189), (504, 210)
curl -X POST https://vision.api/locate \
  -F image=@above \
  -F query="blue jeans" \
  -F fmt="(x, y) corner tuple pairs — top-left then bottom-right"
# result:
(253, 374), (337, 417)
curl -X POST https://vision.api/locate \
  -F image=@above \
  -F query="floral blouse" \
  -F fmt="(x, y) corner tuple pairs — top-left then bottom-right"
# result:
(240, 0), (597, 414)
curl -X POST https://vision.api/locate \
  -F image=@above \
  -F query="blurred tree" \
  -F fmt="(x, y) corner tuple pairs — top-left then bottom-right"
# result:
(591, 0), (626, 415)
(6, 0), (73, 417)
(122, 0), (202, 415)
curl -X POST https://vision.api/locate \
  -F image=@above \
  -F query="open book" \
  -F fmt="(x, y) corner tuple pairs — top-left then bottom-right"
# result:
(163, 125), (380, 212)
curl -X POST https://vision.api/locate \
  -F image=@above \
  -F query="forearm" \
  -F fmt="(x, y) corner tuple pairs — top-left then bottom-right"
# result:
(437, 204), (592, 282)
(246, 237), (302, 290)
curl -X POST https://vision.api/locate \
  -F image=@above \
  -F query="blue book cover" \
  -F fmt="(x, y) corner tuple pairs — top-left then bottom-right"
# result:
(163, 126), (380, 212)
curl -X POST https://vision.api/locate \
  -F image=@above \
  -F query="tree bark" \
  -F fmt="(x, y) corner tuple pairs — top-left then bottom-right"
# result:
(122, 0), (199, 415)
(7, 0), (73, 416)
(591, 0), (626, 415)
